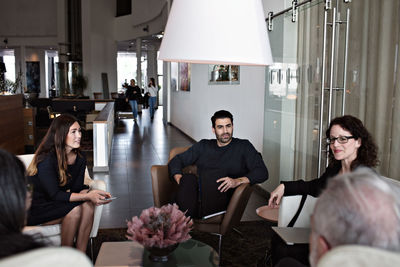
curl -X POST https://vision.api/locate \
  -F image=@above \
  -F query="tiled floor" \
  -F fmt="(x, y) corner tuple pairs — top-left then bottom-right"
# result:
(93, 107), (266, 229)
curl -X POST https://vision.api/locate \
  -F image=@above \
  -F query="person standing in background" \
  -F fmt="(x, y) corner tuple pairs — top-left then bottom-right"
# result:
(125, 79), (142, 121)
(145, 77), (158, 120)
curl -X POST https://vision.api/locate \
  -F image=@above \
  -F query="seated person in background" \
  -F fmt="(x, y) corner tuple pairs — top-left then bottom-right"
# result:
(26, 114), (111, 253)
(168, 110), (268, 218)
(268, 115), (378, 207)
(0, 149), (45, 259)
(277, 168), (400, 267)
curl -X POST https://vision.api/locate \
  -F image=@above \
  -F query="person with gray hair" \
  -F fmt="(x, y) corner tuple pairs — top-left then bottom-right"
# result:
(309, 168), (400, 267)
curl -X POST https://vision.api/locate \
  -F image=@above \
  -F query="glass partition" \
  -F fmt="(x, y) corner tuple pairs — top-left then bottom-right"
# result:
(263, 0), (400, 191)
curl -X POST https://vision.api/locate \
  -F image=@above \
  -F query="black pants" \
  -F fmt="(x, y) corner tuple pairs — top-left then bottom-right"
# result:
(174, 174), (200, 218)
(174, 173), (231, 219)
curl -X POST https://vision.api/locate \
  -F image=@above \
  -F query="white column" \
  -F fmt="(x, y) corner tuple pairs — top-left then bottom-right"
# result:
(136, 38), (142, 88)
(163, 61), (170, 123)
(146, 46), (157, 85)
(20, 46), (27, 91)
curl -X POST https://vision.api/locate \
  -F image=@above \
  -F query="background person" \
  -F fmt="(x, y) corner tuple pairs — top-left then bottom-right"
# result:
(125, 79), (142, 121)
(26, 114), (111, 253)
(168, 110), (268, 218)
(268, 115), (379, 207)
(145, 77), (158, 120)
(0, 149), (45, 259)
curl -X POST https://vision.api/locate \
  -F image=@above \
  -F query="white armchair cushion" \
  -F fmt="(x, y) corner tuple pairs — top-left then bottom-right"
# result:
(278, 195), (318, 227)
(23, 225), (61, 246)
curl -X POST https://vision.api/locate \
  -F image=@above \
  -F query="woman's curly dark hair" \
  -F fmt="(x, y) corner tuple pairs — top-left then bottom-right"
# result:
(326, 115), (379, 170)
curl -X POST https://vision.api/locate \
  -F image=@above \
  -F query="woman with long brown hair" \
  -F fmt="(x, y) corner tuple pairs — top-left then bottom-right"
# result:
(26, 113), (111, 252)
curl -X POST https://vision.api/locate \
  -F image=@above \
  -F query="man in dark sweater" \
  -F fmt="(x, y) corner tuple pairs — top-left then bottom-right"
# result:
(125, 79), (142, 121)
(168, 110), (268, 218)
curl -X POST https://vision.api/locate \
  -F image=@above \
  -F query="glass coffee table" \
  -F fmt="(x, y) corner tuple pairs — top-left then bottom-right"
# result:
(95, 239), (218, 267)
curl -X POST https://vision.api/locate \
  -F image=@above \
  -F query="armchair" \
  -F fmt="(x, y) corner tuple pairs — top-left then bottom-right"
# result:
(151, 147), (253, 260)
(17, 154), (106, 260)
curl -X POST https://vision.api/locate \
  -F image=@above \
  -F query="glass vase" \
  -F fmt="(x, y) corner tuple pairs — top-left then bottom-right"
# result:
(146, 243), (179, 262)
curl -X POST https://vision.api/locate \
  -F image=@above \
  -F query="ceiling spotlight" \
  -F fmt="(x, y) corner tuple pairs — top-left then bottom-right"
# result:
(143, 25), (149, 32)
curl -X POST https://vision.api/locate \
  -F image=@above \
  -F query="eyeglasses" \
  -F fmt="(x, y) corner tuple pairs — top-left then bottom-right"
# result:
(326, 136), (355, 145)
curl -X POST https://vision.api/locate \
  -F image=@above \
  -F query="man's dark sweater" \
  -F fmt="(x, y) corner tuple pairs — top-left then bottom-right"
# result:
(169, 138), (268, 185)
(125, 85), (141, 101)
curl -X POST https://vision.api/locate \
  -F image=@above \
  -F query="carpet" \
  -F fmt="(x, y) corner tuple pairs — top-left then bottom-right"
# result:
(89, 220), (276, 267)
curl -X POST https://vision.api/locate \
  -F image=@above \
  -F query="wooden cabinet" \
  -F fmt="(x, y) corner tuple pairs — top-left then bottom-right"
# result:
(23, 108), (36, 146)
(0, 94), (24, 154)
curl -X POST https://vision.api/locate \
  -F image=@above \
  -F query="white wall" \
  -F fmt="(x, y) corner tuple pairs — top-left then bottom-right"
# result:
(114, 0), (167, 42)
(0, 0), (60, 97)
(0, 0), (57, 37)
(82, 0), (117, 98)
(170, 64), (266, 152)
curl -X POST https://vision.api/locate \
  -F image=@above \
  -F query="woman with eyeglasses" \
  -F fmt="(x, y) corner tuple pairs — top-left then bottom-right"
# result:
(268, 115), (379, 207)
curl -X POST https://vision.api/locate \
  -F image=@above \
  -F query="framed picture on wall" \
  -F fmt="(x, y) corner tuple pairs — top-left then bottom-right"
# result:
(208, 64), (240, 85)
(171, 62), (178, 91)
(179, 63), (191, 91)
(26, 61), (40, 93)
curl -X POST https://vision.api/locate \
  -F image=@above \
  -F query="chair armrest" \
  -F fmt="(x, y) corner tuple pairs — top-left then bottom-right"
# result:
(88, 179), (106, 191)
(89, 179), (107, 238)
(151, 165), (178, 207)
(220, 183), (253, 235)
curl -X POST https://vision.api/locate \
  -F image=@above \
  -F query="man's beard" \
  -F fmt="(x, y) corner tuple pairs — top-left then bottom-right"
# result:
(216, 132), (232, 144)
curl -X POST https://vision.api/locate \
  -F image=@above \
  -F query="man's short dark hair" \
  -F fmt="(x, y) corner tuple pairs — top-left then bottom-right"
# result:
(211, 110), (233, 128)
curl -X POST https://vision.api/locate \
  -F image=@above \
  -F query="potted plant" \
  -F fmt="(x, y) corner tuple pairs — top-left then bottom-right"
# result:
(126, 204), (193, 262)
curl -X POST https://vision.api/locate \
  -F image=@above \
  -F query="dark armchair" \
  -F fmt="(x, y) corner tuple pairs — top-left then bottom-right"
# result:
(150, 146), (253, 260)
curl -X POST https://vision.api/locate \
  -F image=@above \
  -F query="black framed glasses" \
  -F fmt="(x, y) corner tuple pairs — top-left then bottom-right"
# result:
(326, 136), (355, 145)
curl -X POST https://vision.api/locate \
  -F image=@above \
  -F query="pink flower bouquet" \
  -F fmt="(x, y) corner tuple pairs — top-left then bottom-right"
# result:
(126, 204), (193, 248)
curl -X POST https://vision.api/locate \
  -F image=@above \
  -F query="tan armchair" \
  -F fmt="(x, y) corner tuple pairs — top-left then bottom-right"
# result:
(151, 146), (253, 260)
(17, 154), (106, 260)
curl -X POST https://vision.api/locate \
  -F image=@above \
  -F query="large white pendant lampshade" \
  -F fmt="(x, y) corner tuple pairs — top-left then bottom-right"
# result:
(158, 0), (273, 66)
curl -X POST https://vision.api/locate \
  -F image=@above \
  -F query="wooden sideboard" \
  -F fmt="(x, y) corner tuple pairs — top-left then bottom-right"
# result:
(0, 94), (24, 154)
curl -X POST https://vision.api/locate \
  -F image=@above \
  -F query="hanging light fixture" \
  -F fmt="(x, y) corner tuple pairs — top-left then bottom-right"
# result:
(158, 0), (273, 66)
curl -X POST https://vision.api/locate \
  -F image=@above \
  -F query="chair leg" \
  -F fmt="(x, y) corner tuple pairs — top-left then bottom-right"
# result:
(218, 234), (222, 266)
(211, 233), (222, 266)
(90, 237), (94, 262)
